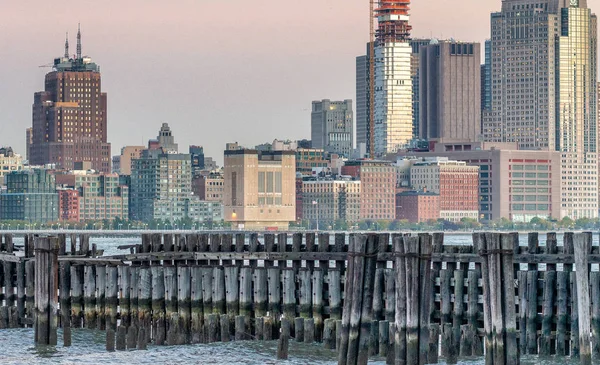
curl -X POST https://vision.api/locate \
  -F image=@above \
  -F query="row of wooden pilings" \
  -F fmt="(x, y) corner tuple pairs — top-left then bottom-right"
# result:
(15, 231), (600, 365)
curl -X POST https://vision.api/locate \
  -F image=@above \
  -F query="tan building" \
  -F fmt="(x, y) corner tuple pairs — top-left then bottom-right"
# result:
(224, 149), (296, 230)
(192, 171), (224, 202)
(410, 158), (479, 222)
(0, 148), (24, 185)
(397, 141), (561, 222)
(341, 160), (396, 221)
(302, 179), (361, 225)
(113, 146), (145, 175)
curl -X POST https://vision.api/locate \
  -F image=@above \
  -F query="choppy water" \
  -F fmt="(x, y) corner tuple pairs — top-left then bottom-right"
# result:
(1, 233), (592, 363)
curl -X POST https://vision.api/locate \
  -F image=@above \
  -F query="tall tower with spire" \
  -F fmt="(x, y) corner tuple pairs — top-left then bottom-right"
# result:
(29, 26), (111, 173)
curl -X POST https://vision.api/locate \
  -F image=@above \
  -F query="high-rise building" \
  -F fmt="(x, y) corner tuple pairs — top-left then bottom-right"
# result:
(223, 149), (296, 230)
(30, 26), (110, 173)
(0, 169), (59, 222)
(311, 99), (354, 157)
(25, 128), (32, 161)
(410, 39), (432, 139)
(485, 0), (598, 219)
(419, 41), (481, 142)
(373, 0), (413, 155)
(112, 146), (145, 175)
(189, 145), (205, 174)
(481, 39), (492, 114)
(156, 123), (178, 152)
(356, 46), (371, 152)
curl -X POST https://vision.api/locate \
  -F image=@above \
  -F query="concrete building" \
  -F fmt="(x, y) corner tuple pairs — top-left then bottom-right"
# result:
(397, 141), (561, 222)
(55, 171), (129, 222)
(341, 160), (396, 220)
(112, 146), (145, 175)
(0, 147), (24, 185)
(410, 38), (432, 138)
(30, 27), (111, 172)
(156, 123), (178, 152)
(356, 46), (371, 152)
(484, 0), (598, 219)
(296, 148), (329, 175)
(0, 169), (59, 222)
(223, 149), (296, 230)
(419, 41), (481, 142)
(302, 178), (362, 225)
(481, 39), (492, 113)
(410, 158), (480, 222)
(396, 191), (440, 223)
(189, 145), (205, 174)
(311, 99), (354, 157)
(192, 171), (224, 202)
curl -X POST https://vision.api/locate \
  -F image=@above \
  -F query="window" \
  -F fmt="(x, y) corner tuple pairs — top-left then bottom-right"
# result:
(525, 204), (537, 210)
(512, 172), (524, 178)
(513, 165), (524, 170)
(512, 195), (524, 201)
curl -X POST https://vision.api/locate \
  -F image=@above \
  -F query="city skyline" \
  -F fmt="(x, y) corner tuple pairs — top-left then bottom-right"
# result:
(1, 0), (517, 164)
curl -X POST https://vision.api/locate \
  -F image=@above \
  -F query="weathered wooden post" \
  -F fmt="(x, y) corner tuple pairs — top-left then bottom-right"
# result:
(574, 232), (592, 365)
(34, 236), (60, 346)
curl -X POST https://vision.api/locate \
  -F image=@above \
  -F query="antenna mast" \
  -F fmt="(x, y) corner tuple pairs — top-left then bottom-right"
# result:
(77, 23), (82, 59)
(64, 32), (69, 59)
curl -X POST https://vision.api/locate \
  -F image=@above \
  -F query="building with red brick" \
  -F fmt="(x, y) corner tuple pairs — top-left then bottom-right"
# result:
(396, 191), (440, 223)
(29, 27), (111, 172)
(341, 160), (396, 221)
(58, 188), (80, 221)
(410, 158), (479, 222)
(191, 171), (224, 202)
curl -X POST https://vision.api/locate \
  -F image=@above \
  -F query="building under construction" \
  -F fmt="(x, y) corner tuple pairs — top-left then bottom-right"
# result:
(357, 1), (413, 157)
(373, 0), (413, 156)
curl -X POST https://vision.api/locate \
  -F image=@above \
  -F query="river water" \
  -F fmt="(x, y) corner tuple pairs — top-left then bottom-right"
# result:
(1, 233), (591, 364)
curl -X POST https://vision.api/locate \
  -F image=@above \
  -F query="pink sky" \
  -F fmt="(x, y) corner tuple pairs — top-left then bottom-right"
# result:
(0, 0), (594, 162)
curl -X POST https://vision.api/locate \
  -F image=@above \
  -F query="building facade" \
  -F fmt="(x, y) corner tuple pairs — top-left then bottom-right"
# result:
(341, 160), (396, 220)
(397, 141), (562, 222)
(410, 38), (432, 139)
(410, 159), (480, 221)
(356, 47), (371, 152)
(58, 188), (80, 221)
(0, 148), (24, 185)
(189, 145), (205, 174)
(419, 41), (481, 142)
(191, 171), (224, 202)
(113, 146), (145, 175)
(484, 0), (598, 219)
(302, 179), (361, 224)
(311, 99), (354, 157)
(396, 191), (440, 223)
(374, 1), (413, 155)
(223, 149), (296, 230)
(295, 148), (329, 175)
(0, 169), (59, 222)
(30, 28), (111, 172)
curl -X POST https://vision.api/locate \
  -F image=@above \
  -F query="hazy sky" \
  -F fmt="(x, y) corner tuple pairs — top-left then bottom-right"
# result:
(0, 0), (595, 164)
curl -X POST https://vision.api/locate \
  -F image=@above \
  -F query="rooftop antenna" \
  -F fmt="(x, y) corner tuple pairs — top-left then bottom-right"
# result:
(76, 23), (82, 59)
(64, 32), (69, 59)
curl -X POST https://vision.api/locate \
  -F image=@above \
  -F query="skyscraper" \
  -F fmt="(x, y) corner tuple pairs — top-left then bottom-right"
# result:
(410, 38), (432, 139)
(485, 0), (598, 219)
(419, 41), (481, 142)
(373, 0), (413, 155)
(311, 99), (354, 157)
(30, 26), (110, 172)
(355, 46), (371, 152)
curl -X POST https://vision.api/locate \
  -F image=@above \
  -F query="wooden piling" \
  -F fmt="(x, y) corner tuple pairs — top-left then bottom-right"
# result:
(177, 266), (192, 344)
(191, 266), (204, 344)
(164, 266), (177, 345)
(267, 267), (282, 331)
(16, 261), (25, 327)
(277, 318), (290, 360)
(282, 268), (296, 329)
(592, 271), (600, 358)
(312, 268), (324, 341)
(254, 267), (268, 318)
(324, 318), (336, 349)
(138, 267), (152, 345)
(151, 266), (166, 345)
(34, 236), (60, 346)
(328, 269), (342, 321)
(127, 324), (138, 349)
(574, 233), (592, 365)
(207, 313), (219, 343)
(345, 234), (367, 365)
(95, 265), (107, 330)
(59, 262), (71, 332)
(25, 259), (35, 326)
(235, 314), (246, 341)
(106, 266), (118, 331)
(393, 234), (407, 365)
(338, 235), (356, 365)
(556, 270), (569, 356)
(118, 266), (130, 328)
(116, 325), (127, 350)
(239, 266), (253, 332)
(295, 317), (304, 342)
(106, 328), (115, 352)
(220, 314), (230, 342)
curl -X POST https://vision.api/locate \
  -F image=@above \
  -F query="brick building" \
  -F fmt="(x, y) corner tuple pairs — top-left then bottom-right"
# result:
(191, 171), (224, 202)
(396, 191), (440, 223)
(58, 188), (80, 221)
(410, 158), (479, 222)
(341, 160), (396, 221)
(30, 28), (111, 172)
